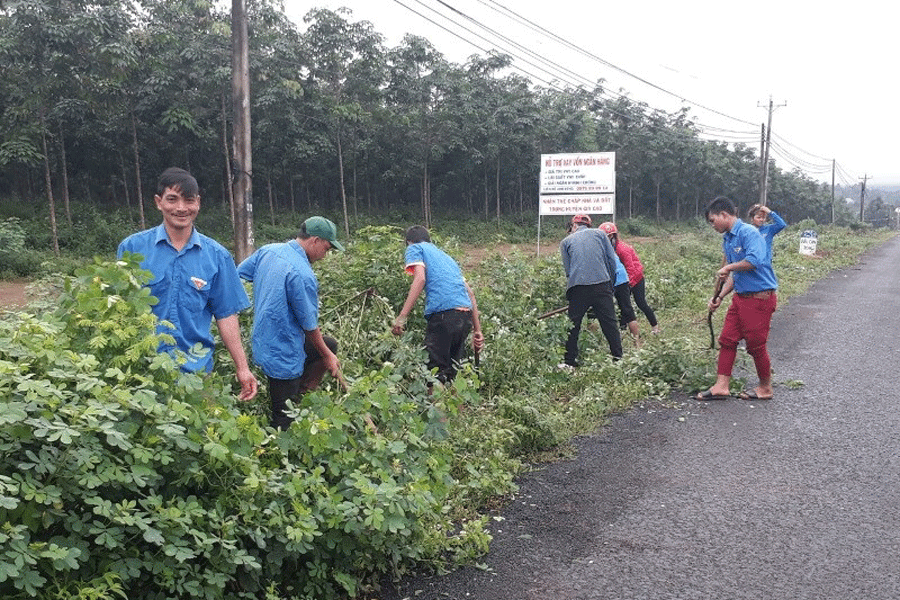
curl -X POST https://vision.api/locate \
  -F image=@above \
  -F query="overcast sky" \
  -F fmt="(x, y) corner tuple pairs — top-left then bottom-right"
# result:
(284, 0), (898, 187)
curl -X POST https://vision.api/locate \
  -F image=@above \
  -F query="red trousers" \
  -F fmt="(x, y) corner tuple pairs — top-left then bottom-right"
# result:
(717, 291), (777, 380)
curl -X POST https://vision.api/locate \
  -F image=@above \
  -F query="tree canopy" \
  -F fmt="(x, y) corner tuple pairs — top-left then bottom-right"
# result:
(0, 0), (837, 244)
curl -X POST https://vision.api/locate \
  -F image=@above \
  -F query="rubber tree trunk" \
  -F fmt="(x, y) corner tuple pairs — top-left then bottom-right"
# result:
(40, 110), (60, 256)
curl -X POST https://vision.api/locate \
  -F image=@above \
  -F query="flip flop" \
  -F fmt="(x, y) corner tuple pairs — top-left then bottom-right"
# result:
(696, 389), (730, 401)
(739, 390), (773, 400)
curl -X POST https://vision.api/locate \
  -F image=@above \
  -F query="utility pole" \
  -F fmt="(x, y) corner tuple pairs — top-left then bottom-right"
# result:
(759, 124), (766, 202)
(859, 174), (871, 223)
(831, 159), (836, 224)
(231, 0), (254, 262)
(757, 96), (786, 206)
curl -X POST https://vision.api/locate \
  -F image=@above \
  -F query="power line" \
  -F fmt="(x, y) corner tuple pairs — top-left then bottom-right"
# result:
(426, 0), (849, 182)
(397, 0), (765, 153)
(387, 0), (718, 150)
(478, 0), (759, 128)
(287, 2), (844, 182)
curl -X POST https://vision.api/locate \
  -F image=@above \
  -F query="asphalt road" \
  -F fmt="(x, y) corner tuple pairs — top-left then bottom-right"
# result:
(378, 234), (900, 600)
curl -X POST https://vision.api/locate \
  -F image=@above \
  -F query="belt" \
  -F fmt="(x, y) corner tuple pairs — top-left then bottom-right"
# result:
(737, 289), (774, 299)
(426, 308), (471, 320)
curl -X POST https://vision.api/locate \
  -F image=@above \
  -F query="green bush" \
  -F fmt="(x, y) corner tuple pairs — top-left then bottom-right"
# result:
(2, 216), (893, 599)
(0, 251), (44, 278)
(0, 255), (488, 599)
(0, 218), (40, 277)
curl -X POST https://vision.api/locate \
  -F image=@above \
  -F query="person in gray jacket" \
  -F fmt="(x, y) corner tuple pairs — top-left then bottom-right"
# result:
(559, 214), (623, 370)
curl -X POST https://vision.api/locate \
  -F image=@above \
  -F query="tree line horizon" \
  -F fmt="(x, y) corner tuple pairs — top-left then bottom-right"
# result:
(0, 0), (880, 258)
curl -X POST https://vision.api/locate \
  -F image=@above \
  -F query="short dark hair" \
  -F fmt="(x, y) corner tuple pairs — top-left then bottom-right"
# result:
(747, 204), (763, 219)
(157, 167), (199, 198)
(704, 196), (736, 218)
(405, 225), (431, 244)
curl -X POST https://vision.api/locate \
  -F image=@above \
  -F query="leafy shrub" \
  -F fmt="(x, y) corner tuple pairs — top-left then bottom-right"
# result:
(0, 217), (26, 251)
(0, 251), (44, 278)
(0, 255), (488, 600)
(0, 218), (41, 277)
(792, 217), (818, 232)
(2, 216), (893, 599)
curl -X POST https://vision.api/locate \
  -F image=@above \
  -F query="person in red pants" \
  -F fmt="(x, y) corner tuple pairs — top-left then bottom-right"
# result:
(697, 196), (778, 401)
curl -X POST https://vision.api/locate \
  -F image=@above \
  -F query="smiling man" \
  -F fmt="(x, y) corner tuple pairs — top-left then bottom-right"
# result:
(117, 167), (257, 400)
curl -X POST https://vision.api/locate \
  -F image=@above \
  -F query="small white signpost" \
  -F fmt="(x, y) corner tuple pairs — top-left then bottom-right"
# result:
(799, 230), (818, 256)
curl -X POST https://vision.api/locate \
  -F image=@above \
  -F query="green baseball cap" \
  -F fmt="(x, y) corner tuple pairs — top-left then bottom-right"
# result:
(303, 216), (345, 251)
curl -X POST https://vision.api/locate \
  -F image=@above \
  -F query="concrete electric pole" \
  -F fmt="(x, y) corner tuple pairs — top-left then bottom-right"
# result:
(859, 174), (871, 223)
(231, 0), (254, 262)
(758, 96), (787, 207)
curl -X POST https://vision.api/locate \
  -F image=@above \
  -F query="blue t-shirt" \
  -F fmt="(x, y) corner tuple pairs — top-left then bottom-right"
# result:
(614, 255), (629, 287)
(404, 242), (471, 317)
(238, 241), (319, 380)
(723, 219), (779, 294)
(117, 224), (249, 372)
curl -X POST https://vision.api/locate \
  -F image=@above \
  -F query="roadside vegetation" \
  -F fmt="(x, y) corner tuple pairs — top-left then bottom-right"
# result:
(2, 2), (895, 598)
(0, 198), (894, 599)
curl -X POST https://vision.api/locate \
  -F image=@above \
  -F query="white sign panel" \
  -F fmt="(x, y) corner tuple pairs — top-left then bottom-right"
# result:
(799, 230), (817, 256)
(539, 194), (615, 215)
(539, 152), (615, 216)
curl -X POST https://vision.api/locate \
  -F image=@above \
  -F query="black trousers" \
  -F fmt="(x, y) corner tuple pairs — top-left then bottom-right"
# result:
(630, 277), (658, 327)
(613, 281), (637, 327)
(424, 309), (473, 383)
(267, 335), (338, 430)
(564, 282), (622, 365)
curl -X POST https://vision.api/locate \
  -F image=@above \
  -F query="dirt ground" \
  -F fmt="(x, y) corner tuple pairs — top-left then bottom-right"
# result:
(460, 242), (560, 269)
(0, 280), (29, 309)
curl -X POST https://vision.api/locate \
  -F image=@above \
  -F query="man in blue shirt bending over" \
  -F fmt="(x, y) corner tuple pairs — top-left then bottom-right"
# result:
(238, 216), (345, 429)
(559, 214), (623, 370)
(117, 167), (257, 400)
(391, 225), (484, 384)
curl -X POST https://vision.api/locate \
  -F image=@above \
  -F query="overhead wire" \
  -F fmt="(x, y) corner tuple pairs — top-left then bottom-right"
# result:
(768, 140), (833, 173)
(396, 0), (851, 182)
(253, 0), (844, 184)
(396, 0), (763, 153)
(388, 0), (573, 91)
(478, 0), (759, 128)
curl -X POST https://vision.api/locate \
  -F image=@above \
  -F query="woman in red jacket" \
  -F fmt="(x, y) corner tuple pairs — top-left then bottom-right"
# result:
(599, 222), (660, 334)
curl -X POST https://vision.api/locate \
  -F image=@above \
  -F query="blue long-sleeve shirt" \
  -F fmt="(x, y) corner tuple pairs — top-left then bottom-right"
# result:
(758, 210), (787, 260)
(724, 219), (778, 293)
(560, 225), (617, 290)
(238, 241), (320, 380)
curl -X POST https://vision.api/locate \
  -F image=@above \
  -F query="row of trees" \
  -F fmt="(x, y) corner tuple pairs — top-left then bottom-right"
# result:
(1, 0), (838, 256)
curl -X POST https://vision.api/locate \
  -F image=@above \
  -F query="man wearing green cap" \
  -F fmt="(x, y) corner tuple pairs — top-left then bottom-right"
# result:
(238, 216), (345, 429)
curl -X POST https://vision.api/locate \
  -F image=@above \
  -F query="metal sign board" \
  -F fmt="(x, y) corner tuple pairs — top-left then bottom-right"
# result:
(539, 152), (615, 216)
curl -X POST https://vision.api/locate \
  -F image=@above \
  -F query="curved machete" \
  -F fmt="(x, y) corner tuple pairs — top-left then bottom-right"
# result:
(707, 276), (726, 349)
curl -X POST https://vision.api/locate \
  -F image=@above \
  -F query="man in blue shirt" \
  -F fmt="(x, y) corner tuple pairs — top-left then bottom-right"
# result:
(559, 214), (622, 369)
(117, 167), (257, 400)
(697, 196), (778, 401)
(238, 216), (344, 429)
(391, 225), (484, 384)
